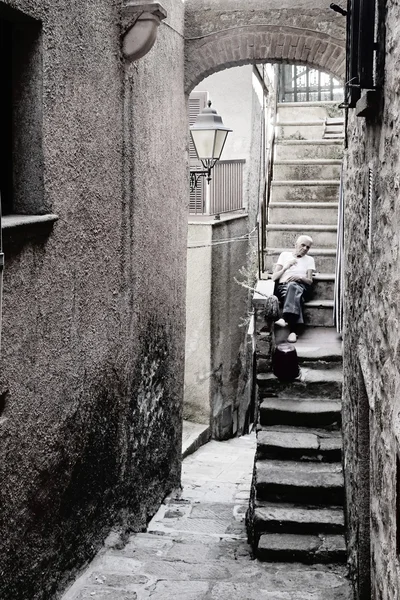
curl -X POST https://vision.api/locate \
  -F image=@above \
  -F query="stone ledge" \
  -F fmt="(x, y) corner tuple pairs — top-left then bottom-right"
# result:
(2, 214), (59, 230)
(355, 89), (379, 118)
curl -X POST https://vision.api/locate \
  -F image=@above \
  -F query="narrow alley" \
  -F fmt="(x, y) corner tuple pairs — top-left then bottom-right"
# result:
(62, 432), (351, 600)
(2, 0), (399, 597)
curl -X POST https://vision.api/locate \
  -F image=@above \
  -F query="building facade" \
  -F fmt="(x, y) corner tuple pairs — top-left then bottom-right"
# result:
(0, 1), (187, 598)
(184, 65), (271, 439)
(342, 0), (400, 595)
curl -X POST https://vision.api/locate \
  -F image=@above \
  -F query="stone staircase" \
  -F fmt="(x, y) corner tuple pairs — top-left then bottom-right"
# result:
(247, 101), (346, 565)
(264, 100), (343, 328)
(247, 328), (346, 564)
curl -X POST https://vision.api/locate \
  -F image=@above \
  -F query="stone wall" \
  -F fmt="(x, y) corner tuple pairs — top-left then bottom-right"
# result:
(210, 215), (252, 439)
(0, 1), (187, 598)
(184, 223), (212, 424)
(342, 0), (400, 596)
(184, 0), (346, 93)
(184, 215), (250, 439)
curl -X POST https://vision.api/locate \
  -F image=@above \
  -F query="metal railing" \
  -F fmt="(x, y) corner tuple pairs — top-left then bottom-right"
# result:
(189, 159), (245, 216)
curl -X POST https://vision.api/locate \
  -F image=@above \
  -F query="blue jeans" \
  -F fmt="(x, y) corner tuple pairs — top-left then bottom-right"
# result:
(276, 281), (311, 330)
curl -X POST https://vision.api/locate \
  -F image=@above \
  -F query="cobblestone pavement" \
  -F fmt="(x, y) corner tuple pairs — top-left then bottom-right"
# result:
(61, 434), (352, 600)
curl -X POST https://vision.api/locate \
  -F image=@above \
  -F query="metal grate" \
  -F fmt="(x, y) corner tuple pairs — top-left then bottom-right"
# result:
(209, 160), (245, 216)
(278, 65), (344, 103)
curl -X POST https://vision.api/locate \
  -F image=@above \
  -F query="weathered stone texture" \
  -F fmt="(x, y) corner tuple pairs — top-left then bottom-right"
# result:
(343, 0), (400, 597)
(0, 1), (187, 599)
(184, 0), (346, 92)
(210, 217), (252, 439)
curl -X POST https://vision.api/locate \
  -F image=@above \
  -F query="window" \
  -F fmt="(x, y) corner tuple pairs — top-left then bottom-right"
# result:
(278, 65), (344, 103)
(0, 6), (45, 217)
(0, 18), (13, 215)
(189, 91), (208, 214)
(344, 0), (377, 108)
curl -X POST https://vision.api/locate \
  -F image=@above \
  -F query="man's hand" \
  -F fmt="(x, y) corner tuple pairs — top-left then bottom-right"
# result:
(284, 258), (297, 270)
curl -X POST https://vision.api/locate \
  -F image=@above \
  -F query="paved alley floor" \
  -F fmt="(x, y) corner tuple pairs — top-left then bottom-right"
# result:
(62, 435), (352, 600)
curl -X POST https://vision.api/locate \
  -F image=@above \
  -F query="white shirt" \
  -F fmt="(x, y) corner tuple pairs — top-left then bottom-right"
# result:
(277, 251), (315, 283)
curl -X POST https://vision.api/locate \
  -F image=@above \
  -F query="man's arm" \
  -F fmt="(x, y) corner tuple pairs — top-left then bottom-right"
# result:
(272, 258), (297, 282)
(286, 268), (313, 285)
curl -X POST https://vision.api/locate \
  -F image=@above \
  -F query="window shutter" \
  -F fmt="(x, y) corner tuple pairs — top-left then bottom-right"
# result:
(188, 91), (208, 214)
(189, 92), (208, 162)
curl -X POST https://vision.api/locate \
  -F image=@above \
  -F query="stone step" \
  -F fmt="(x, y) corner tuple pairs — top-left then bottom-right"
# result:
(266, 225), (337, 248)
(253, 501), (345, 536)
(277, 120), (343, 127)
(257, 426), (342, 462)
(312, 274), (335, 299)
(276, 101), (343, 121)
(268, 202), (338, 226)
(275, 140), (344, 161)
(274, 160), (342, 181)
(255, 460), (344, 505)
(304, 299), (334, 327)
(277, 123), (327, 140)
(270, 182), (339, 203)
(256, 533), (347, 563)
(257, 367), (342, 399)
(256, 274), (335, 303)
(277, 123), (344, 141)
(274, 328), (342, 366)
(295, 326), (342, 364)
(324, 132), (345, 139)
(260, 398), (342, 428)
(263, 247), (337, 273)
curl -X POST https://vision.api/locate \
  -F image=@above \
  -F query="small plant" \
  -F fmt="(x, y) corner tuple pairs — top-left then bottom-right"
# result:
(326, 104), (343, 119)
(234, 244), (259, 329)
(287, 131), (306, 140)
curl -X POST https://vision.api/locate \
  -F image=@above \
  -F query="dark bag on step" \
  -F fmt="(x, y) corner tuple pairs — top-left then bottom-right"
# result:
(273, 343), (300, 382)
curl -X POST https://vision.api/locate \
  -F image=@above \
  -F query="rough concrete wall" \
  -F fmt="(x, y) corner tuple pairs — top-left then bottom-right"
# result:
(184, 224), (212, 423)
(0, 1), (187, 598)
(184, 0), (346, 93)
(210, 215), (250, 439)
(184, 215), (251, 439)
(343, 1), (400, 596)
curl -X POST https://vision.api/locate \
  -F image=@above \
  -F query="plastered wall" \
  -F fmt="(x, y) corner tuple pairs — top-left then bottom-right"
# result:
(0, 1), (187, 598)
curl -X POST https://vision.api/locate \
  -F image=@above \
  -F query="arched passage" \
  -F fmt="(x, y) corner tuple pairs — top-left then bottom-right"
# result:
(184, 0), (346, 93)
(185, 26), (345, 93)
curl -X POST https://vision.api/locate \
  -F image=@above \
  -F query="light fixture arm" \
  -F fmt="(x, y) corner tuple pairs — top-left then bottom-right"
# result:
(189, 168), (212, 193)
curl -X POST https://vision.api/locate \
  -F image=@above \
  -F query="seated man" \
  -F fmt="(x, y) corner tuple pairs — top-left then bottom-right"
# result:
(271, 235), (315, 343)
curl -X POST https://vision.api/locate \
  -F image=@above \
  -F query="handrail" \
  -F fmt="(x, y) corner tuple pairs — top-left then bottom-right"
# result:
(258, 66), (278, 276)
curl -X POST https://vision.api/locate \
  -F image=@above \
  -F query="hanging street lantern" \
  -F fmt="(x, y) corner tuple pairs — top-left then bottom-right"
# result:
(189, 101), (232, 191)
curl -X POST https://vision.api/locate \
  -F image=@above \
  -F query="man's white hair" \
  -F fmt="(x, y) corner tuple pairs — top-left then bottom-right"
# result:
(296, 235), (313, 245)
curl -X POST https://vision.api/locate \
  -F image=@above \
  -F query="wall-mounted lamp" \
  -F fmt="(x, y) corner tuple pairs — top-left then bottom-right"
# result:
(122, 1), (167, 62)
(190, 101), (232, 192)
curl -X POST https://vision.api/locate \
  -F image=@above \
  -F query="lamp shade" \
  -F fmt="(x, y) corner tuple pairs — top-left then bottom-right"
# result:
(190, 101), (232, 167)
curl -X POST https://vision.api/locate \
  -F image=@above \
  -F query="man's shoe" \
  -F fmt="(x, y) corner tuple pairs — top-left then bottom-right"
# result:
(275, 318), (288, 327)
(287, 332), (297, 343)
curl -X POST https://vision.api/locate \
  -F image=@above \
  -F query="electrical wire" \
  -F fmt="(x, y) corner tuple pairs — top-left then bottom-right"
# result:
(185, 24), (343, 44)
(188, 226), (258, 249)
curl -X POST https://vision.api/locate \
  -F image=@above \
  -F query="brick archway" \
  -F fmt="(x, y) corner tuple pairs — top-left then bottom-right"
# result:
(185, 25), (345, 94)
